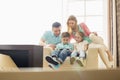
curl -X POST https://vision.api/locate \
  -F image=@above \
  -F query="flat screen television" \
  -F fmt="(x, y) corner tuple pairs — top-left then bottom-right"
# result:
(0, 45), (43, 67)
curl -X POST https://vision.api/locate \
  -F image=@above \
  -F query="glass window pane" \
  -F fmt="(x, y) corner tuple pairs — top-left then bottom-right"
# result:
(77, 17), (85, 24)
(86, 1), (103, 15)
(68, 1), (84, 16)
(86, 16), (106, 41)
(86, 16), (103, 33)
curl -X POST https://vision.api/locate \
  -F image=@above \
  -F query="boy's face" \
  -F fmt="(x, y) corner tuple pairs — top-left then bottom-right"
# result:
(62, 37), (70, 44)
(75, 34), (83, 43)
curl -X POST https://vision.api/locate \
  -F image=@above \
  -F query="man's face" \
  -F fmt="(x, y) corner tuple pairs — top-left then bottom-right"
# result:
(62, 37), (70, 44)
(52, 27), (61, 36)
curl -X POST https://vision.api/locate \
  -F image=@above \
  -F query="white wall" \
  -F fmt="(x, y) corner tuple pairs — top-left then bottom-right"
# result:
(0, 0), (62, 45)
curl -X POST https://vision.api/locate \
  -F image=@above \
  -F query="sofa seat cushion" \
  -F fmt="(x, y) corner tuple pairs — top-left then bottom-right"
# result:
(43, 47), (99, 70)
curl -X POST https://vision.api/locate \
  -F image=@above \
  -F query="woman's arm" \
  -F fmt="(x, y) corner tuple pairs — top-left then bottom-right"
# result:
(80, 23), (97, 36)
(80, 23), (91, 36)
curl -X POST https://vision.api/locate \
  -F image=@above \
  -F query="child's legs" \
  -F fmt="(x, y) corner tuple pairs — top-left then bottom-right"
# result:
(71, 51), (78, 57)
(79, 50), (86, 59)
(51, 50), (60, 58)
(70, 52), (78, 64)
(46, 50), (60, 65)
(58, 49), (71, 62)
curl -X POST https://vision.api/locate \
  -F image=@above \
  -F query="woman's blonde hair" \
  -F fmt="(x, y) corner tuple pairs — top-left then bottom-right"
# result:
(67, 15), (78, 35)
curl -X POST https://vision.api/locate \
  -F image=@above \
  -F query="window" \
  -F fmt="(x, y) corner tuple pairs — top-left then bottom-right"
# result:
(0, 0), (109, 47)
(62, 0), (109, 68)
(62, 0), (109, 46)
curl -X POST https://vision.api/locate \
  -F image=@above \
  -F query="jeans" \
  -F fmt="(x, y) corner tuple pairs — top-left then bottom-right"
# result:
(71, 50), (86, 58)
(51, 49), (71, 62)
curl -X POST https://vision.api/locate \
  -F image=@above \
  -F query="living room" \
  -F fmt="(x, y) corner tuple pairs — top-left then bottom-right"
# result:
(0, 0), (120, 80)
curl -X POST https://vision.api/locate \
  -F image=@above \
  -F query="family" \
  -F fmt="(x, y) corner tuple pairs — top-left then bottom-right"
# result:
(40, 15), (113, 69)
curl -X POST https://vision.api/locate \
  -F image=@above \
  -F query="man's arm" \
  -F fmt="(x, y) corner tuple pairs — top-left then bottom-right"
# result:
(40, 31), (48, 46)
(40, 38), (56, 50)
(40, 38), (46, 46)
(40, 31), (57, 50)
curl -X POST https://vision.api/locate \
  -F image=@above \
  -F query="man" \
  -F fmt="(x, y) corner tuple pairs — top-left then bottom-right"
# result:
(40, 22), (61, 50)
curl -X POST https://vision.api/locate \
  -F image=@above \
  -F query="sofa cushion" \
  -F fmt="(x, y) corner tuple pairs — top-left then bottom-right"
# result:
(43, 47), (99, 70)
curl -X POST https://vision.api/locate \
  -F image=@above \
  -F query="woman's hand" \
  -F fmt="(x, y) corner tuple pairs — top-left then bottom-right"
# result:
(92, 32), (98, 36)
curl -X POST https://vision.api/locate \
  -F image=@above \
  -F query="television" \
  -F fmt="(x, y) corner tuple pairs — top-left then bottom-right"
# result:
(0, 45), (43, 67)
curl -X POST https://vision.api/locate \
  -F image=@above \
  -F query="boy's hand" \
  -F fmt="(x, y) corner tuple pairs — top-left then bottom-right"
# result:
(84, 44), (89, 51)
(47, 44), (56, 50)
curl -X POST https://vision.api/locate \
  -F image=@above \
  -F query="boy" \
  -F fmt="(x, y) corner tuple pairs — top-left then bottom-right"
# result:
(45, 32), (74, 69)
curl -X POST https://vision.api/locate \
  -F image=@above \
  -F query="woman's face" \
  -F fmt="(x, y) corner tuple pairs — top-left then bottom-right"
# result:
(68, 20), (76, 29)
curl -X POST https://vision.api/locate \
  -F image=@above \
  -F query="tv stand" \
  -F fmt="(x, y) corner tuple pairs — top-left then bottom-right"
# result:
(0, 45), (43, 67)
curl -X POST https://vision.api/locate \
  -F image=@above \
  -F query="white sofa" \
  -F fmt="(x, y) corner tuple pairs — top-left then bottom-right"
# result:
(43, 47), (103, 70)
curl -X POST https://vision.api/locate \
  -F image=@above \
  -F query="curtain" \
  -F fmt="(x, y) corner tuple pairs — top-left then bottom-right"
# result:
(115, 0), (120, 67)
(109, 0), (119, 67)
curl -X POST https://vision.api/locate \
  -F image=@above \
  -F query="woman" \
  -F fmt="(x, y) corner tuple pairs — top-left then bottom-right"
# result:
(67, 15), (98, 43)
(67, 15), (113, 68)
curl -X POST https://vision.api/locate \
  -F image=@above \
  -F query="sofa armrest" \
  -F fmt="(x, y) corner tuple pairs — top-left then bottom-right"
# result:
(43, 47), (53, 68)
(0, 54), (20, 71)
(86, 48), (99, 69)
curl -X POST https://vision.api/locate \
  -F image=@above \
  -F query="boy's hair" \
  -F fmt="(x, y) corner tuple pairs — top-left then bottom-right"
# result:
(52, 22), (61, 28)
(76, 32), (84, 38)
(61, 32), (70, 38)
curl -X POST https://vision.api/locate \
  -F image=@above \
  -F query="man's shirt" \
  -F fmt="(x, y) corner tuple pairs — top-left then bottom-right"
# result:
(41, 31), (61, 45)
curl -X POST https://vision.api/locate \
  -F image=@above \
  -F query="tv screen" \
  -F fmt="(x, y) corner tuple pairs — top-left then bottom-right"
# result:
(0, 45), (43, 67)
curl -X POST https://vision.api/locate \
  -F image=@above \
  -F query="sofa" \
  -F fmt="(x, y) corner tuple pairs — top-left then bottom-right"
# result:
(0, 54), (19, 71)
(43, 46), (106, 70)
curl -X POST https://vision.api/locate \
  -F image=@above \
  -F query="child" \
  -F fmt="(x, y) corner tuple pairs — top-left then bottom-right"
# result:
(70, 32), (88, 66)
(45, 32), (74, 69)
